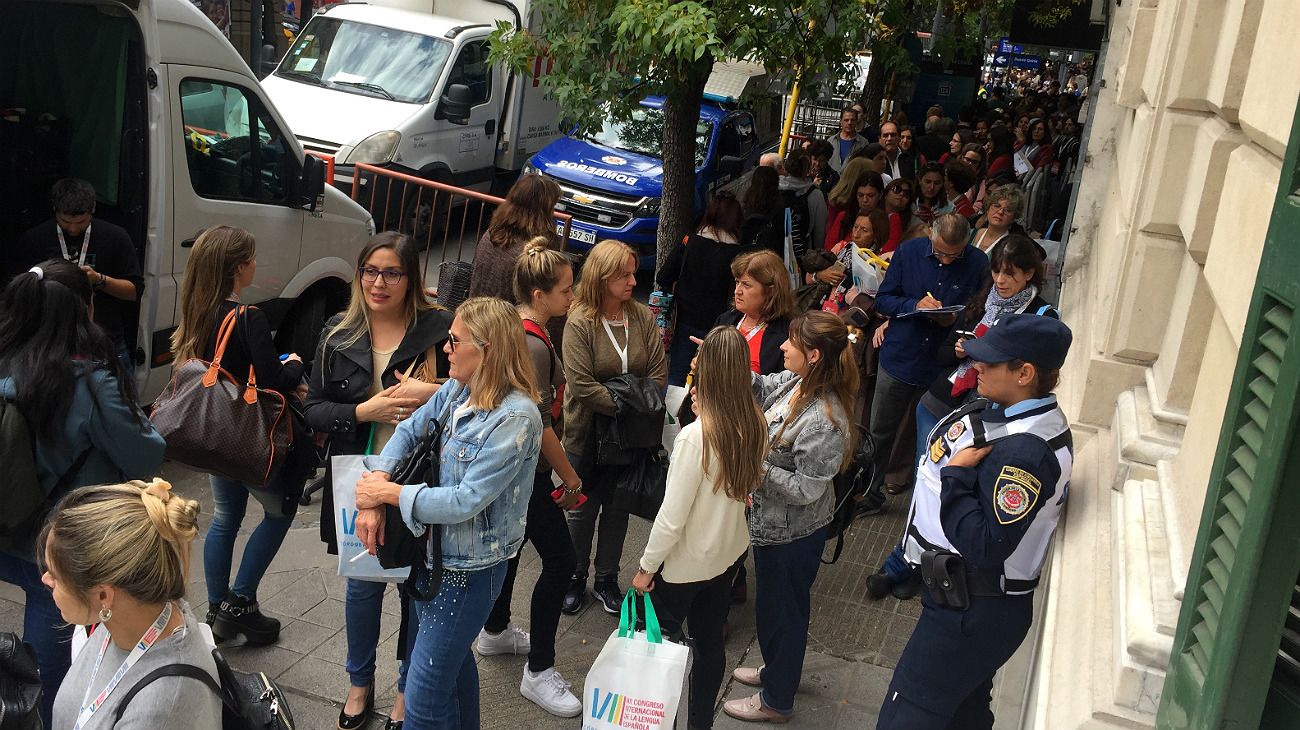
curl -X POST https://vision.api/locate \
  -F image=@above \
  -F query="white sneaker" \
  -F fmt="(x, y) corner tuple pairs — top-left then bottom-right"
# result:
(519, 666), (582, 717)
(475, 626), (531, 656)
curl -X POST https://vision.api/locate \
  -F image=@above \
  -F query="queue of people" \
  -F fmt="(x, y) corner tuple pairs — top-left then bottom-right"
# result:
(0, 114), (1076, 730)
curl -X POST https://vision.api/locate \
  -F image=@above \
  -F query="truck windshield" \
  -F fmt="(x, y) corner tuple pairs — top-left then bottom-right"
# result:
(585, 107), (714, 168)
(275, 17), (452, 104)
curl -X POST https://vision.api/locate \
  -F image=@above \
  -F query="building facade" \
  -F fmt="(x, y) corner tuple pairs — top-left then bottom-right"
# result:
(1011, 0), (1300, 726)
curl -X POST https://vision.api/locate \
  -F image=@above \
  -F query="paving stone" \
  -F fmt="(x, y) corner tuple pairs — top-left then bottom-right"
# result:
(300, 597), (347, 630)
(277, 617), (335, 655)
(220, 643), (307, 680)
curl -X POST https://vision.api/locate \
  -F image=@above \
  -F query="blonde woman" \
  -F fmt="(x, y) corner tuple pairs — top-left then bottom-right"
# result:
(632, 326), (766, 730)
(172, 225), (310, 646)
(560, 240), (668, 615)
(43, 480), (221, 729)
(303, 231), (451, 730)
(354, 297), (542, 730)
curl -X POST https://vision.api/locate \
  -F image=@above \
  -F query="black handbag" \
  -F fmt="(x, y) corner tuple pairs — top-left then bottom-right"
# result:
(376, 389), (458, 601)
(0, 633), (40, 730)
(610, 447), (670, 522)
(115, 647), (294, 729)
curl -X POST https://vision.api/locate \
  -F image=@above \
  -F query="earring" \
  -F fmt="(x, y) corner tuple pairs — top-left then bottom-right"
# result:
(98, 607), (113, 622)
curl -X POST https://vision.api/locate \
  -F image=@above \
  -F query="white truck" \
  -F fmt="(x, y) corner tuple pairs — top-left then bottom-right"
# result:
(261, 0), (562, 236)
(0, 0), (374, 401)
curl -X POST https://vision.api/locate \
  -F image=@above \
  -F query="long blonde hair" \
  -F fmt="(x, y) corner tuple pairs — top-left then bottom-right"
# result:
(171, 225), (255, 362)
(695, 327), (767, 500)
(323, 231), (434, 353)
(776, 312), (858, 469)
(457, 297), (540, 409)
(572, 240), (636, 321)
(39, 479), (200, 606)
(827, 157), (875, 208)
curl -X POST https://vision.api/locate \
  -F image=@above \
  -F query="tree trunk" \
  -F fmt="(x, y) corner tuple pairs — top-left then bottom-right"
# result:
(860, 51), (889, 128)
(656, 52), (714, 274)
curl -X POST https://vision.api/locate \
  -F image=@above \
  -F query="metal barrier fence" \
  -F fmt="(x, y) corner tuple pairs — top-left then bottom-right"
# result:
(347, 163), (574, 282)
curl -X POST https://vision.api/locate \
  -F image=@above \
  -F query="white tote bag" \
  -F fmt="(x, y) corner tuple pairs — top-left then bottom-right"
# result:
(583, 590), (690, 730)
(333, 453), (410, 583)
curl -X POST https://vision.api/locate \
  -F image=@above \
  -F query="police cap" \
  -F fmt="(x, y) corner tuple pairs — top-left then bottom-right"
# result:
(962, 314), (1072, 370)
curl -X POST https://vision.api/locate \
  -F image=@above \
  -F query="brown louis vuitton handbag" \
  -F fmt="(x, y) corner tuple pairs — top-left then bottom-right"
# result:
(151, 306), (293, 486)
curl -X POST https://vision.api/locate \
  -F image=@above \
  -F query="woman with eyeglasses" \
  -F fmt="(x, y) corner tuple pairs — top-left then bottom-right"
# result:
(354, 297), (542, 730)
(657, 191), (749, 386)
(882, 178), (915, 254)
(304, 231), (451, 730)
(171, 225), (313, 647)
(970, 186), (1025, 254)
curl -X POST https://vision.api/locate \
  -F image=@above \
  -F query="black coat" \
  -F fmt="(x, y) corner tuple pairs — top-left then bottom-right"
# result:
(714, 309), (790, 376)
(304, 308), (452, 551)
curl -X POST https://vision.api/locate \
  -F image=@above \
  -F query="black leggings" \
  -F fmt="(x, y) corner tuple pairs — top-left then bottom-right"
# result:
(483, 471), (578, 672)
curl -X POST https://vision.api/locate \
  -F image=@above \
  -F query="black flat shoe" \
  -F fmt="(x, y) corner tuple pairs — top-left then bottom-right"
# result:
(337, 683), (374, 730)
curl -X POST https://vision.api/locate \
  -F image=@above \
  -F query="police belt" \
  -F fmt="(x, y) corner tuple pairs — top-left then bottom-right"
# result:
(911, 525), (1039, 599)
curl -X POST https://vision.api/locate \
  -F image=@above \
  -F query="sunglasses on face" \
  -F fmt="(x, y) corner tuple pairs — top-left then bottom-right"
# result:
(448, 333), (486, 353)
(358, 266), (406, 285)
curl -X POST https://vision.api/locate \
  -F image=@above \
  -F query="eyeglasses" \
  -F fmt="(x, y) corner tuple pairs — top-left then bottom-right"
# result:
(929, 244), (967, 263)
(358, 266), (406, 285)
(447, 334), (485, 353)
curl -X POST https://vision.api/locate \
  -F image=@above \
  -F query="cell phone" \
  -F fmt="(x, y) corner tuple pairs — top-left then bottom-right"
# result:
(551, 487), (589, 510)
(279, 353), (291, 361)
(956, 329), (977, 339)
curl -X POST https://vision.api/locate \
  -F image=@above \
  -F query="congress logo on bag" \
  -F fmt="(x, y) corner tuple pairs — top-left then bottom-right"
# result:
(582, 591), (688, 730)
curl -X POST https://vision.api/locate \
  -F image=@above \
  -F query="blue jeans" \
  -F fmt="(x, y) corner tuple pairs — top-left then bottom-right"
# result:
(0, 553), (71, 728)
(667, 322), (709, 387)
(404, 561), (509, 730)
(752, 525), (828, 714)
(204, 475), (295, 604)
(345, 579), (410, 691)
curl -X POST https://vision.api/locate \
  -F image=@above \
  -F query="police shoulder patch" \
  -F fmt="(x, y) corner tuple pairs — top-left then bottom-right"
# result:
(993, 465), (1042, 525)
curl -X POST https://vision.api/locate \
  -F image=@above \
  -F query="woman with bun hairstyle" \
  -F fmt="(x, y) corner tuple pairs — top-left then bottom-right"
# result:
(43, 480), (221, 730)
(304, 231), (451, 730)
(172, 225), (312, 646)
(725, 312), (857, 723)
(472, 243), (584, 717)
(0, 260), (165, 727)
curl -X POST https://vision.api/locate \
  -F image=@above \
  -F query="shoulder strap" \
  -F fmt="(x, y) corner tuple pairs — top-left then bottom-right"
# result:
(112, 664), (231, 723)
(521, 320), (556, 383)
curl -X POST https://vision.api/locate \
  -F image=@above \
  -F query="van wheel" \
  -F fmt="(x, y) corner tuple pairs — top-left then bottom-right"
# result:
(280, 292), (329, 364)
(399, 177), (451, 243)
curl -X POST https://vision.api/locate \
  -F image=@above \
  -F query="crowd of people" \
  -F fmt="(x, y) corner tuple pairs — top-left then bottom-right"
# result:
(1, 89), (1080, 730)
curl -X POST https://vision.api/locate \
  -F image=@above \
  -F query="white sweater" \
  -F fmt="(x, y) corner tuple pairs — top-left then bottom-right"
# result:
(640, 421), (751, 583)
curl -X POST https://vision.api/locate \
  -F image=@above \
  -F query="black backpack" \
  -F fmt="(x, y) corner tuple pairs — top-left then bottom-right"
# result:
(0, 633), (41, 730)
(780, 186), (815, 261)
(0, 396), (90, 552)
(822, 425), (876, 565)
(114, 647), (295, 729)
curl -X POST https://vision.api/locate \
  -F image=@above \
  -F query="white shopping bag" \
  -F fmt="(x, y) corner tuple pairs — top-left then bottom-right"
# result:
(583, 590), (690, 730)
(662, 386), (689, 457)
(851, 246), (887, 297)
(333, 454), (410, 583)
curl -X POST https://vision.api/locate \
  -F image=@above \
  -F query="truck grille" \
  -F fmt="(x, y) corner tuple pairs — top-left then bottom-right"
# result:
(551, 178), (643, 230)
(297, 135), (343, 157)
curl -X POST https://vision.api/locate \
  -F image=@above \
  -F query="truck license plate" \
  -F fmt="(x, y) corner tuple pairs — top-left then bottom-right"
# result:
(557, 223), (596, 245)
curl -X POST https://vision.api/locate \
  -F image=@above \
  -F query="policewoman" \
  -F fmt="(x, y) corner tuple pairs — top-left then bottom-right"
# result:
(877, 314), (1074, 729)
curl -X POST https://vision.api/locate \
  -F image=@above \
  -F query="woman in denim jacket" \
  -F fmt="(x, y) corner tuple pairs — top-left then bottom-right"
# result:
(725, 311), (857, 724)
(355, 297), (542, 730)
(0, 261), (165, 727)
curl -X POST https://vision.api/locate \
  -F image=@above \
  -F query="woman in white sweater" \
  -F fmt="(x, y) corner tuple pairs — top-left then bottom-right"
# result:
(632, 326), (768, 730)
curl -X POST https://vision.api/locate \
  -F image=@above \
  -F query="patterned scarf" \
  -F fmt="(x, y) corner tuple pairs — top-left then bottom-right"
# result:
(950, 284), (1038, 396)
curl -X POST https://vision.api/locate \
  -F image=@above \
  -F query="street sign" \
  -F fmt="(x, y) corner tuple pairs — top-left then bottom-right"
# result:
(993, 52), (1041, 70)
(997, 37), (1024, 55)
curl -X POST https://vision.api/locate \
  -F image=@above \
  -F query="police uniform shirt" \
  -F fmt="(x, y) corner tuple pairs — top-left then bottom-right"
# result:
(902, 395), (1073, 594)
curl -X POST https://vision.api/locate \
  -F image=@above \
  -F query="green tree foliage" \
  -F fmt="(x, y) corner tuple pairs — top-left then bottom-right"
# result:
(490, 0), (874, 269)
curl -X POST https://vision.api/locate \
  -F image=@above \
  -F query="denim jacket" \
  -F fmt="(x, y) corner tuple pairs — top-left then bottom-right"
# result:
(749, 371), (850, 547)
(366, 380), (542, 571)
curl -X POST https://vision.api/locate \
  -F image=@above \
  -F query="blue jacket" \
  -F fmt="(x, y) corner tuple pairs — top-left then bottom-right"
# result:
(367, 381), (542, 571)
(875, 237), (990, 386)
(0, 366), (166, 560)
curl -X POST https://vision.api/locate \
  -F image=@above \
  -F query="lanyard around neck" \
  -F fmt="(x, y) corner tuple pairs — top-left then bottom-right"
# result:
(74, 601), (173, 730)
(57, 223), (92, 267)
(601, 317), (629, 374)
(738, 319), (766, 342)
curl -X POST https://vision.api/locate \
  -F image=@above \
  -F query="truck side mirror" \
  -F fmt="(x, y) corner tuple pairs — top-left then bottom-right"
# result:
(436, 84), (473, 125)
(718, 155), (744, 175)
(301, 154), (326, 211)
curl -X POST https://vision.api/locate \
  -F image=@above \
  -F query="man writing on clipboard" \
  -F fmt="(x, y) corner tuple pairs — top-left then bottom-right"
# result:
(861, 212), (989, 513)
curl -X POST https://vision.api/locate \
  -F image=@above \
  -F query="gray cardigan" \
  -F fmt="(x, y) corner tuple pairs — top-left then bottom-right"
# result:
(750, 371), (851, 547)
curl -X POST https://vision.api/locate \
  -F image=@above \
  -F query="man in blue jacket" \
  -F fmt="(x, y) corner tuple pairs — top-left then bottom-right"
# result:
(865, 212), (989, 512)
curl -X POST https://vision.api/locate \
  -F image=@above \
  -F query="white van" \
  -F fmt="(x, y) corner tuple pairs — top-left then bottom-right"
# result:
(0, 0), (374, 401)
(261, 0), (561, 236)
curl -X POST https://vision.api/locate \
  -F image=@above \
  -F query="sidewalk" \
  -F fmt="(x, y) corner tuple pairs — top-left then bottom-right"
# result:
(0, 461), (921, 729)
